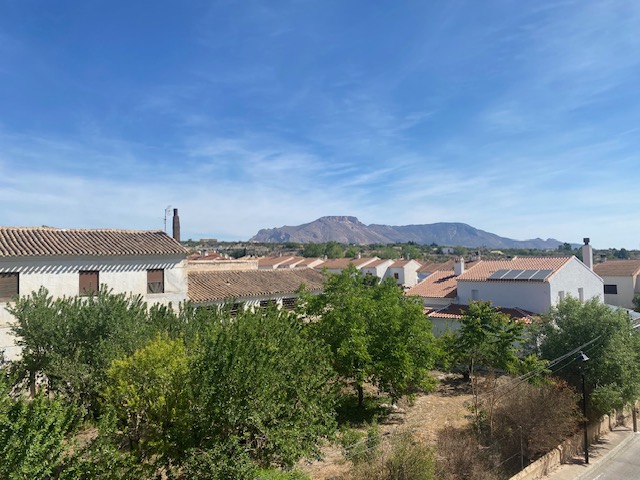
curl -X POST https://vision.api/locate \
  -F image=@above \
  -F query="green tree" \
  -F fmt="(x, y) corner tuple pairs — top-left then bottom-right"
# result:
(537, 297), (640, 417)
(304, 266), (436, 406)
(7, 288), (174, 414)
(449, 302), (529, 429)
(452, 302), (526, 380)
(103, 335), (191, 460)
(324, 241), (344, 259)
(189, 305), (337, 467)
(303, 243), (325, 257)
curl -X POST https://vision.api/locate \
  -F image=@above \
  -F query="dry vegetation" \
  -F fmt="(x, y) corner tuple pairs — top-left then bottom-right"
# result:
(300, 373), (472, 480)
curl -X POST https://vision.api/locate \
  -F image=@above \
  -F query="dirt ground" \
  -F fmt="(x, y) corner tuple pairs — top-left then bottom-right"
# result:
(300, 373), (473, 480)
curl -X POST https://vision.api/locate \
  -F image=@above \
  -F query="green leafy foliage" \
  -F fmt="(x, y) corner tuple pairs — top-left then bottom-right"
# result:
(451, 302), (526, 379)
(538, 297), (640, 417)
(7, 288), (173, 414)
(189, 306), (337, 467)
(0, 373), (80, 480)
(304, 266), (436, 406)
(103, 335), (191, 459)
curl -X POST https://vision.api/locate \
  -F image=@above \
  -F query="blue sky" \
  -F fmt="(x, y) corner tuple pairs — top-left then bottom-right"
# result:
(1, 0), (639, 248)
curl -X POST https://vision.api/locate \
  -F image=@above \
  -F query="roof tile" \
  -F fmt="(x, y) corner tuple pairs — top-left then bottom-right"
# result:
(188, 268), (326, 303)
(0, 227), (186, 257)
(594, 260), (640, 277)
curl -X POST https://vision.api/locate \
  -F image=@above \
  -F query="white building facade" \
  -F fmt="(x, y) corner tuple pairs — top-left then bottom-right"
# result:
(456, 257), (603, 314)
(0, 227), (188, 360)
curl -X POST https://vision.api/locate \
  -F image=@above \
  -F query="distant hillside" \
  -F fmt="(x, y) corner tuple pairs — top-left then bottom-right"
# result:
(250, 216), (564, 250)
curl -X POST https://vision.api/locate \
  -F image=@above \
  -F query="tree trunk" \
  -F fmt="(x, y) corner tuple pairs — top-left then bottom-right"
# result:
(357, 384), (364, 408)
(29, 369), (36, 398)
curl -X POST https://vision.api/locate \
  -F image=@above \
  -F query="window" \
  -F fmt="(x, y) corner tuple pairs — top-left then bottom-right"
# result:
(230, 303), (241, 317)
(259, 299), (276, 311)
(79, 270), (99, 296)
(471, 289), (479, 301)
(393, 273), (399, 280)
(578, 287), (584, 302)
(282, 297), (296, 311)
(604, 284), (618, 295)
(147, 269), (164, 294)
(558, 290), (565, 300)
(0, 273), (19, 301)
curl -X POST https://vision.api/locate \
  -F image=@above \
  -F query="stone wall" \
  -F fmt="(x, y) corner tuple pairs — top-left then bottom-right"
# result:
(509, 404), (636, 480)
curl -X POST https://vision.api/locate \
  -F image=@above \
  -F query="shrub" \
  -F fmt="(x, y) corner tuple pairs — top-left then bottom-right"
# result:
(348, 432), (436, 480)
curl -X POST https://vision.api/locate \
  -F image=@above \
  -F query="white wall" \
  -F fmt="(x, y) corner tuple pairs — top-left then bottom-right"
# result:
(0, 254), (188, 360)
(600, 275), (636, 309)
(549, 258), (603, 306)
(457, 279), (550, 313)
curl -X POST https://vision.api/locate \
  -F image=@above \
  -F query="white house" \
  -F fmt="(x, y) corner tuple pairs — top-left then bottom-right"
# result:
(360, 259), (394, 280)
(313, 257), (380, 275)
(593, 259), (640, 309)
(456, 256), (603, 313)
(383, 259), (421, 288)
(0, 226), (188, 360)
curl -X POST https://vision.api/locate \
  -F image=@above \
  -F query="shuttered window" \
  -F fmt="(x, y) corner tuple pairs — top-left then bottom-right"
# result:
(147, 269), (164, 294)
(282, 297), (296, 311)
(79, 271), (99, 296)
(259, 299), (276, 311)
(0, 273), (19, 301)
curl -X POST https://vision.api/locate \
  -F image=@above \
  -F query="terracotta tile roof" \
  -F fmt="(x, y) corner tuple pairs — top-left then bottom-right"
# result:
(406, 270), (458, 299)
(417, 260), (479, 273)
(389, 260), (414, 268)
(294, 257), (323, 267)
(188, 268), (327, 304)
(257, 256), (295, 267)
(315, 257), (378, 269)
(594, 260), (640, 277)
(0, 227), (187, 257)
(425, 304), (536, 323)
(276, 256), (306, 267)
(418, 260), (455, 273)
(362, 259), (392, 268)
(456, 257), (572, 282)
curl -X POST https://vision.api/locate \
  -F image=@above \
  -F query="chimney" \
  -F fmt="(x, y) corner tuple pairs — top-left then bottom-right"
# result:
(454, 257), (465, 276)
(172, 208), (181, 242)
(582, 238), (593, 270)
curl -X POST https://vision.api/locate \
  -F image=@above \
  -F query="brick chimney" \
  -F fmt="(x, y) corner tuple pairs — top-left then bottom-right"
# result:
(172, 208), (181, 242)
(582, 238), (593, 270)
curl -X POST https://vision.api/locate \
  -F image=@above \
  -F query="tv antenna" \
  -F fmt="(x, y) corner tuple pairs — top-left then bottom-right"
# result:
(163, 205), (172, 232)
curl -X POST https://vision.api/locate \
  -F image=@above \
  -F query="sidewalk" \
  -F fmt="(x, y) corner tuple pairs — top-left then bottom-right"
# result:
(542, 425), (635, 480)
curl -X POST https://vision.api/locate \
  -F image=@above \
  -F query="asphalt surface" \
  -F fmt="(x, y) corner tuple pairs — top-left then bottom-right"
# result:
(576, 432), (640, 480)
(543, 426), (637, 480)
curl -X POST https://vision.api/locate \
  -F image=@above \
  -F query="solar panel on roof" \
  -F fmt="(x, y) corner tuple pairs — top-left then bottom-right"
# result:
(519, 270), (539, 280)
(529, 269), (553, 281)
(488, 269), (511, 280)
(501, 269), (526, 280)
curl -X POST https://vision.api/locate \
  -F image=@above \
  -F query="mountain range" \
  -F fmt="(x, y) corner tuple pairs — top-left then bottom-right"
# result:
(250, 216), (564, 250)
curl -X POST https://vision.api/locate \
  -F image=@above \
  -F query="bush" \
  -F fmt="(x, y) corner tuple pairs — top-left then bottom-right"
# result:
(436, 426), (502, 480)
(348, 432), (436, 480)
(339, 419), (381, 464)
(0, 386), (80, 480)
(179, 441), (258, 480)
(103, 335), (191, 460)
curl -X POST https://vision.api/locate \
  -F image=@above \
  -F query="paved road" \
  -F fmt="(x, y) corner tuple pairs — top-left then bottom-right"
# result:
(578, 433), (640, 480)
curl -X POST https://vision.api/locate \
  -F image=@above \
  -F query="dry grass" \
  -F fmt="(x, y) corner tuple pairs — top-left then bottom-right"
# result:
(300, 373), (472, 480)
